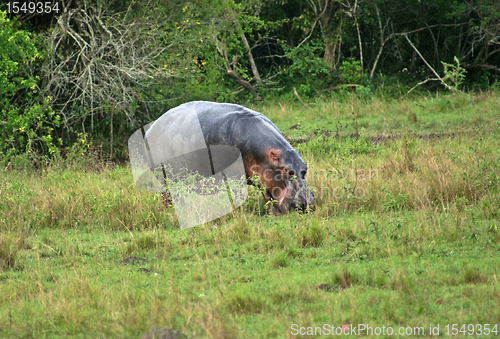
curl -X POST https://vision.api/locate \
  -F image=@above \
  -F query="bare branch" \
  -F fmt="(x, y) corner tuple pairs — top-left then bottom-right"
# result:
(353, 0), (363, 70)
(400, 78), (440, 99)
(42, 2), (171, 130)
(293, 87), (309, 107)
(296, 17), (320, 49)
(322, 84), (360, 91)
(227, 71), (262, 101)
(241, 32), (263, 86)
(392, 23), (468, 37)
(462, 63), (500, 73)
(369, 5), (391, 81)
(403, 34), (460, 92)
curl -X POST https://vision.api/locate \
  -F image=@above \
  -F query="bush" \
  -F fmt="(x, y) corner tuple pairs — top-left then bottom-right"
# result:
(284, 41), (331, 97)
(0, 12), (60, 165)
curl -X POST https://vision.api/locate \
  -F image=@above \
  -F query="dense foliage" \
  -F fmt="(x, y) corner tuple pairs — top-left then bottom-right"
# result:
(1, 0), (499, 163)
(0, 11), (60, 165)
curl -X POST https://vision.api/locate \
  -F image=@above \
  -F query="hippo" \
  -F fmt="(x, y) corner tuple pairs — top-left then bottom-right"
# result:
(144, 101), (315, 214)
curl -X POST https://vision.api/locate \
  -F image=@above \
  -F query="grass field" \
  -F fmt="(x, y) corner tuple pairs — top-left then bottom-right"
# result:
(1, 92), (499, 338)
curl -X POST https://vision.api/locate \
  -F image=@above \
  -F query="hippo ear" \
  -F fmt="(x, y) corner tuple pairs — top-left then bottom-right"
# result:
(270, 151), (280, 163)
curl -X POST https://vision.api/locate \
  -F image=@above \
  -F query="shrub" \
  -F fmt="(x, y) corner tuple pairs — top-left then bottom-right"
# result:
(0, 12), (60, 165)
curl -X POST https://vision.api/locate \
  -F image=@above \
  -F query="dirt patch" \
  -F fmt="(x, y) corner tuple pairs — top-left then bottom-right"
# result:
(121, 256), (148, 265)
(371, 130), (475, 144)
(283, 134), (309, 145)
(316, 283), (334, 291)
(284, 129), (477, 147)
(141, 328), (187, 339)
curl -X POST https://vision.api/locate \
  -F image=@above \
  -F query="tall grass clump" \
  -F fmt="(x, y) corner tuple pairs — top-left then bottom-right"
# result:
(0, 164), (175, 233)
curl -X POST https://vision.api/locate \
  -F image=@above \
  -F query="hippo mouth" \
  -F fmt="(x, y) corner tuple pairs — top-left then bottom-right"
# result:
(270, 199), (316, 215)
(287, 191), (316, 213)
(292, 200), (316, 212)
(268, 183), (315, 214)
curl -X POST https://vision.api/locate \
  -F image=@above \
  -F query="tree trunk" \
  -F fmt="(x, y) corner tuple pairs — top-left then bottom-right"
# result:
(316, 0), (343, 69)
(323, 36), (335, 65)
(323, 21), (343, 69)
(109, 110), (114, 160)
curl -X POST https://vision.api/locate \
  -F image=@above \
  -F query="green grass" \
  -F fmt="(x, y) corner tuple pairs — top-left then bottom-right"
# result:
(255, 91), (499, 137)
(1, 92), (500, 338)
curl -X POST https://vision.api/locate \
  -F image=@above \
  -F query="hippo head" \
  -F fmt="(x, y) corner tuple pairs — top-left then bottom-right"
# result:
(248, 149), (315, 214)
